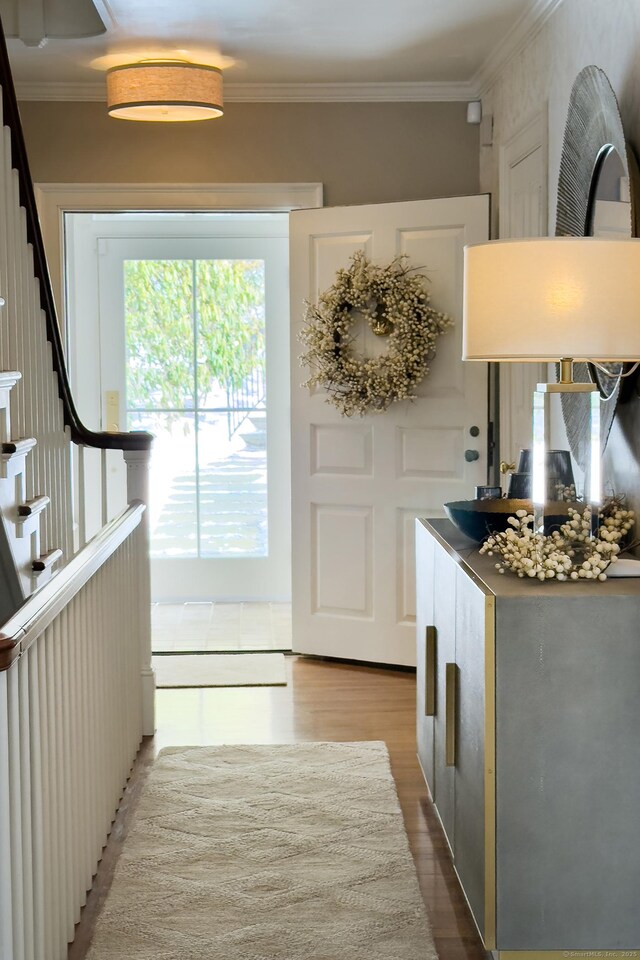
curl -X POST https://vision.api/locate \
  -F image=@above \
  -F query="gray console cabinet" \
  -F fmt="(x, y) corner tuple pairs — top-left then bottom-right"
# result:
(416, 517), (640, 956)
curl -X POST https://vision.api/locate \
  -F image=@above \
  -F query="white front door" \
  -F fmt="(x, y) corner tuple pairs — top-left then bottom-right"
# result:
(290, 196), (489, 666)
(66, 213), (291, 601)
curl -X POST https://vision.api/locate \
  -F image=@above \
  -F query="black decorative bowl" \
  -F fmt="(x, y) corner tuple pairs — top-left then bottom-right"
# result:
(444, 499), (532, 543)
(443, 499), (580, 544)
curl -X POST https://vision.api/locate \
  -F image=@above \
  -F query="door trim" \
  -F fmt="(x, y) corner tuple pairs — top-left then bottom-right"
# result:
(498, 110), (548, 467)
(35, 181), (324, 319)
(498, 108), (548, 234)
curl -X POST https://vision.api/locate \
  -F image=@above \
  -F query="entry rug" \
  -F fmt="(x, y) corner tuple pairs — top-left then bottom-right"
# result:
(85, 742), (436, 960)
(152, 652), (287, 688)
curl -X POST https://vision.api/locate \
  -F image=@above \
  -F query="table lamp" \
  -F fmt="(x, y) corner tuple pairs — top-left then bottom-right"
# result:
(463, 237), (640, 532)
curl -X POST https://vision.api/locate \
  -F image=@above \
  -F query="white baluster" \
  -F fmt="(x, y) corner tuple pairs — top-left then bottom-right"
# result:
(0, 671), (14, 960)
(28, 645), (45, 960)
(18, 657), (34, 960)
(124, 448), (155, 735)
(8, 665), (25, 960)
(37, 638), (53, 958)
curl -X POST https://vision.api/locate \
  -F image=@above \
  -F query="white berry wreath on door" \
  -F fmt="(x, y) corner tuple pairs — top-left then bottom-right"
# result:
(299, 250), (452, 417)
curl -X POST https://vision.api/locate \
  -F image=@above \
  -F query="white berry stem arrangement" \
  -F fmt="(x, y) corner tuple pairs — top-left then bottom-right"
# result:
(480, 498), (635, 582)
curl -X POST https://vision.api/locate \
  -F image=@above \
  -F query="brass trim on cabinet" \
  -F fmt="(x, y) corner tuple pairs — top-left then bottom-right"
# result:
(484, 594), (497, 950)
(425, 626), (436, 716)
(445, 662), (457, 766)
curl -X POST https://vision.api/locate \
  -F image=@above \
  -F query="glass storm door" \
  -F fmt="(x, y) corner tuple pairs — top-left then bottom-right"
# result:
(96, 229), (290, 601)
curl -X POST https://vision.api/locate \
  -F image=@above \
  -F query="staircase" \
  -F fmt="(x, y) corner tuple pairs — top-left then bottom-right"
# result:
(0, 370), (61, 615)
(0, 14), (156, 960)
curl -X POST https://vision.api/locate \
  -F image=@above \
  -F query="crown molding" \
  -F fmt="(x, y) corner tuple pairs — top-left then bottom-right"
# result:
(473, 0), (566, 95)
(15, 78), (478, 103)
(14, 0), (566, 105)
(223, 81), (477, 102)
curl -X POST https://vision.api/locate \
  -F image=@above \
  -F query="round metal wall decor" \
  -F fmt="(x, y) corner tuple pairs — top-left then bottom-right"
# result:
(555, 65), (640, 468)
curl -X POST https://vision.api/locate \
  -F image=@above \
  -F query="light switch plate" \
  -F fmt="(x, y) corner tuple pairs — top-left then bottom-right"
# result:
(105, 390), (119, 433)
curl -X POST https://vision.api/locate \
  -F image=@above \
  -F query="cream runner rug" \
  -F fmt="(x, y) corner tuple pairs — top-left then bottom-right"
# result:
(86, 742), (436, 960)
(152, 652), (287, 687)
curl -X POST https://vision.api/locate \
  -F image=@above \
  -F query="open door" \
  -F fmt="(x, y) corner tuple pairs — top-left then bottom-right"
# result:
(290, 195), (489, 666)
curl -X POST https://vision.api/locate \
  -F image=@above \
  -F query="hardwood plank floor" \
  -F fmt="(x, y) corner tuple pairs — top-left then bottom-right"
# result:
(68, 656), (486, 960)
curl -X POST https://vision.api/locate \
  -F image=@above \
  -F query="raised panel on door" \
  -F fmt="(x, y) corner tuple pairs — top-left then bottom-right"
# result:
(453, 565), (488, 941)
(415, 521), (436, 791)
(432, 542), (456, 846)
(290, 196), (489, 665)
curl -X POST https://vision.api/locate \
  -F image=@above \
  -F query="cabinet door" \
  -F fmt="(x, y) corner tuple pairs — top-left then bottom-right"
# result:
(454, 566), (488, 939)
(432, 543), (456, 846)
(415, 522), (436, 790)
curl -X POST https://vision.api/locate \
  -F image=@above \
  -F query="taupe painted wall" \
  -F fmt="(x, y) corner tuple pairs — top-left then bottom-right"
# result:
(18, 100), (479, 207)
(482, 0), (640, 514)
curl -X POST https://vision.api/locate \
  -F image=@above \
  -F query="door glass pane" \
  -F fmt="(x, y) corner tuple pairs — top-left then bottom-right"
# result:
(124, 257), (268, 559)
(124, 259), (194, 410)
(195, 259), (265, 407)
(128, 411), (197, 558)
(198, 411), (267, 558)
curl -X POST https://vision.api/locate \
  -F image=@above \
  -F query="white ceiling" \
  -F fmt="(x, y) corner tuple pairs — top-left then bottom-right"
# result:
(3, 0), (562, 100)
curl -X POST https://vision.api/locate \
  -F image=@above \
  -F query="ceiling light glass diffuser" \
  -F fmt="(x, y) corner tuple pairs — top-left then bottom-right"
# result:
(106, 61), (224, 122)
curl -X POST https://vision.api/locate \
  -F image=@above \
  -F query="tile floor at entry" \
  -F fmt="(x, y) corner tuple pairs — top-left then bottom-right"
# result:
(152, 601), (292, 652)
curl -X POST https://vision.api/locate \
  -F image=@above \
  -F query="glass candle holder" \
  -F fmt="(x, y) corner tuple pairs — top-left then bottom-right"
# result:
(532, 383), (600, 536)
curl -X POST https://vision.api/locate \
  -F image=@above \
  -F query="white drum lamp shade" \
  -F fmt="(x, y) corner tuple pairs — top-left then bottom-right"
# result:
(107, 62), (224, 122)
(463, 237), (640, 362)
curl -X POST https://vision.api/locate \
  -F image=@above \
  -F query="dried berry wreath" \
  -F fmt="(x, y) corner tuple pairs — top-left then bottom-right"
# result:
(299, 250), (452, 417)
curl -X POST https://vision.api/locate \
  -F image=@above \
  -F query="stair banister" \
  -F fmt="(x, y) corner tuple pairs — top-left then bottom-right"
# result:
(0, 16), (152, 454)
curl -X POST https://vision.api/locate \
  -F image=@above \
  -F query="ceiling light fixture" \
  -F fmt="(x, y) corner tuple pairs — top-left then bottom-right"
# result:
(106, 60), (224, 122)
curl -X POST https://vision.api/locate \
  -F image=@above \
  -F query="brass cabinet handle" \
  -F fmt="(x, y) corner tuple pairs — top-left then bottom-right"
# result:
(445, 662), (458, 767)
(425, 626), (436, 716)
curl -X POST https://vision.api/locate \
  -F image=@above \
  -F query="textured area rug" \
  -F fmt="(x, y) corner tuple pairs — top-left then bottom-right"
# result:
(152, 652), (287, 687)
(85, 742), (436, 960)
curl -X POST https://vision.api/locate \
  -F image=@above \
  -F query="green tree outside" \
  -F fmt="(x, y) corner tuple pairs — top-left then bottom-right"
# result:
(124, 258), (265, 413)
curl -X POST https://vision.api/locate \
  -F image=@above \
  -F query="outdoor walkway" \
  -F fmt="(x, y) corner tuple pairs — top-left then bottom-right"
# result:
(151, 447), (267, 558)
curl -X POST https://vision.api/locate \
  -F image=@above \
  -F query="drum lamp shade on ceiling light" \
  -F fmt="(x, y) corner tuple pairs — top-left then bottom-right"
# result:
(106, 61), (224, 122)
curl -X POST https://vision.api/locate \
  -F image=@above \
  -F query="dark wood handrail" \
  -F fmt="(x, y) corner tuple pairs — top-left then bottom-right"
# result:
(0, 18), (152, 452)
(0, 501), (145, 671)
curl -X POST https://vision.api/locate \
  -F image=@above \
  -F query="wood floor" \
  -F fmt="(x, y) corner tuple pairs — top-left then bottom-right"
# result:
(68, 656), (486, 960)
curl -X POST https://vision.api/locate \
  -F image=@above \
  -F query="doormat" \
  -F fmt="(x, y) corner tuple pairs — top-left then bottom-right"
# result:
(85, 742), (436, 960)
(152, 652), (287, 688)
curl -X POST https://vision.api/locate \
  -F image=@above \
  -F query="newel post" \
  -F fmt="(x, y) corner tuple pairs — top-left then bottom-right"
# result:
(123, 448), (155, 736)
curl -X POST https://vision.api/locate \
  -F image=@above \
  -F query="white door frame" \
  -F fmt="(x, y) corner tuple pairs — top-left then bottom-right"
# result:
(35, 182), (323, 323)
(498, 110), (548, 237)
(498, 110), (548, 469)
(36, 182), (322, 599)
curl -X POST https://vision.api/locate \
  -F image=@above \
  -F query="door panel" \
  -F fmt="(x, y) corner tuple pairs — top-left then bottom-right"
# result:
(290, 196), (490, 665)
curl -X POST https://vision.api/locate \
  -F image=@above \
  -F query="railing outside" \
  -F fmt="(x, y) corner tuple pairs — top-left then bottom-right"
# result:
(226, 361), (266, 440)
